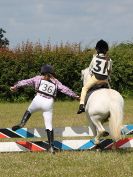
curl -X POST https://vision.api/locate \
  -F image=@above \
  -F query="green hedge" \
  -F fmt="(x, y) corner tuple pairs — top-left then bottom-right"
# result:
(0, 42), (132, 102)
(109, 43), (133, 96)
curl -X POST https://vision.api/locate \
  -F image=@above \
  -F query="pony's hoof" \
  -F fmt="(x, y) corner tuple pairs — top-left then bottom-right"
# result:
(102, 131), (109, 137)
(94, 138), (100, 145)
(95, 144), (102, 152)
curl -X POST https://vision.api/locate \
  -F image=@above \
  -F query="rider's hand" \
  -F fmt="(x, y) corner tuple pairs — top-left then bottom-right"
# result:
(10, 86), (17, 92)
(75, 96), (80, 100)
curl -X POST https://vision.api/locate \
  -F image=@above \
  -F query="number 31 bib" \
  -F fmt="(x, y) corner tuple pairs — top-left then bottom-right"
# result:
(92, 57), (109, 76)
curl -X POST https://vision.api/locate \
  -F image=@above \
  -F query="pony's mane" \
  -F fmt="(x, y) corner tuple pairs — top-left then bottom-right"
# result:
(81, 67), (91, 86)
(81, 67), (90, 79)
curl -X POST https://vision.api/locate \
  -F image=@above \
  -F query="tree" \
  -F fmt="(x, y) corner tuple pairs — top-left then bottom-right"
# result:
(0, 28), (9, 48)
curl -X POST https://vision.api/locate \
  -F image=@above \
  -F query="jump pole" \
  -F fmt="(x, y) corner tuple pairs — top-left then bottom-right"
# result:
(0, 124), (132, 152)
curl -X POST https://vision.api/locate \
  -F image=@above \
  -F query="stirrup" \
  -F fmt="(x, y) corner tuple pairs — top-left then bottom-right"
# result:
(77, 104), (85, 114)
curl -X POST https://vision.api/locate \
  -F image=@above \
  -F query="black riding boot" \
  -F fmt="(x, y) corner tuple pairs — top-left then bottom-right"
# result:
(46, 129), (55, 154)
(77, 104), (85, 114)
(12, 110), (31, 131)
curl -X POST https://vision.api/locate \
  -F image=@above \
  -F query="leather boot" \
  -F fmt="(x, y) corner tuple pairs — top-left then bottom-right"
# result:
(77, 104), (85, 114)
(12, 110), (31, 131)
(46, 129), (55, 154)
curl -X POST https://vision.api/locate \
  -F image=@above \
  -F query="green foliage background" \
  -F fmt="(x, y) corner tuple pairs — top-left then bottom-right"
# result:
(0, 41), (132, 101)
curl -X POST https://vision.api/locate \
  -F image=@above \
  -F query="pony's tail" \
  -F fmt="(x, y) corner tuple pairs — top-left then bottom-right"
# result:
(109, 97), (124, 141)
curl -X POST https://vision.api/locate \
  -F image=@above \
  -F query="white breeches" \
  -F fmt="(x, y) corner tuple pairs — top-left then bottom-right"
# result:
(28, 95), (54, 131)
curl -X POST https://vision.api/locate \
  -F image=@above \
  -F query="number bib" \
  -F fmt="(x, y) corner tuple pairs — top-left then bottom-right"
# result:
(38, 80), (57, 97)
(92, 57), (108, 76)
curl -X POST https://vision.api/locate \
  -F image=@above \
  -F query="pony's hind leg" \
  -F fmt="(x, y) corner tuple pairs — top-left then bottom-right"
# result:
(86, 111), (97, 137)
(90, 115), (109, 144)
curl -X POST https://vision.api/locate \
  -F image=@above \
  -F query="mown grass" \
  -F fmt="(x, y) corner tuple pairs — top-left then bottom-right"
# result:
(0, 98), (132, 128)
(0, 99), (132, 177)
(0, 150), (133, 177)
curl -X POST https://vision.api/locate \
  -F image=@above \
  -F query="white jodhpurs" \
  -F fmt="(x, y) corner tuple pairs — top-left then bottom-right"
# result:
(28, 94), (54, 131)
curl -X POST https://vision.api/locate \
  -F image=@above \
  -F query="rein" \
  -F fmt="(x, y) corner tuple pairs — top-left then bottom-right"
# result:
(103, 55), (110, 74)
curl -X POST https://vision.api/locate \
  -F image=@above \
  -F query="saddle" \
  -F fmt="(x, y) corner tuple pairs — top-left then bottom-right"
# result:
(84, 82), (109, 107)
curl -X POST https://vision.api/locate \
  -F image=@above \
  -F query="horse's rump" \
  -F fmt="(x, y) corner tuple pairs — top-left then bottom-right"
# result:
(84, 83), (109, 107)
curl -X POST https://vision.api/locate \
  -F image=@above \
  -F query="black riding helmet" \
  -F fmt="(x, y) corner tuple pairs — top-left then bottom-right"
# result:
(95, 40), (109, 54)
(41, 64), (55, 76)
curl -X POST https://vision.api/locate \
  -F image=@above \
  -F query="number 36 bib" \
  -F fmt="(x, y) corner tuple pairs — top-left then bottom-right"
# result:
(38, 80), (57, 97)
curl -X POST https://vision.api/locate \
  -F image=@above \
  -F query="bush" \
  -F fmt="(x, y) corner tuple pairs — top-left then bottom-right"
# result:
(110, 42), (133, 96)
(0, 41), (132, 101)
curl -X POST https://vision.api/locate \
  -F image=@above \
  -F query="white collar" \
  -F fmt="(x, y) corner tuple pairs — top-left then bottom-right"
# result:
(97, 53), (105, 57)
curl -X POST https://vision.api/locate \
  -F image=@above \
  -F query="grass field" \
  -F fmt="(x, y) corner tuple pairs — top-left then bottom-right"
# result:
(0, 98), (133, 177)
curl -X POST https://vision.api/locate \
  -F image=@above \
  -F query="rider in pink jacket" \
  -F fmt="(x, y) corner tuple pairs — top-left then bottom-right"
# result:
(10, 64), (79, 153)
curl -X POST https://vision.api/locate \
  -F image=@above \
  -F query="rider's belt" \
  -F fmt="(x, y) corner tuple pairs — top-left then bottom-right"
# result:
(37, 91), (55, 99)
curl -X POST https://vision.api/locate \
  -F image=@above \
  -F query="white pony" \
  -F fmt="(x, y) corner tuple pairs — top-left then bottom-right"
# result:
(81, 67), (124, 144)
